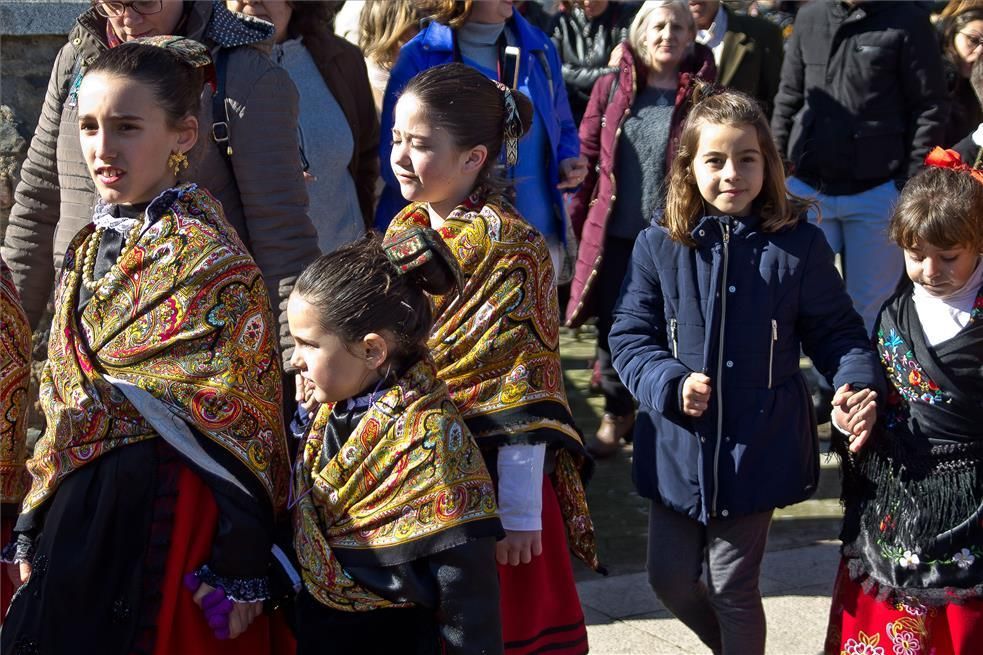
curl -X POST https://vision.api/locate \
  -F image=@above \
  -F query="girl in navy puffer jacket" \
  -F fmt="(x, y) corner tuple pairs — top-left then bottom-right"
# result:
(608, 87), (885, 653)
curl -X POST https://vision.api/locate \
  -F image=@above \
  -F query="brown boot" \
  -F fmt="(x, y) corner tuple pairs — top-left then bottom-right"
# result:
(587, 412), (635, 459)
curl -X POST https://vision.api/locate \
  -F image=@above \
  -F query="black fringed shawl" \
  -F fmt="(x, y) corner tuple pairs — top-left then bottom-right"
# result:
(837, 281), (983, 605)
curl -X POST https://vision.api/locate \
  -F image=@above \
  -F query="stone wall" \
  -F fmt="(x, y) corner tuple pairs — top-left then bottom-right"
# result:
(1, 1), (86, 237)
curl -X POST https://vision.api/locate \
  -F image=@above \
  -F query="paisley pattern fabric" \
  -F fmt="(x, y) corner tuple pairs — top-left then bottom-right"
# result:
(23, 185), (288, 513)
(0, 257), (32, 505)
(293, 359), (499, 611)
(387, 195), (602, 572)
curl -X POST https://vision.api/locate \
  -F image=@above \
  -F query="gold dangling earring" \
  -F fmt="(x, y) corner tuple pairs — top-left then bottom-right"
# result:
(168, 151), (189, 177)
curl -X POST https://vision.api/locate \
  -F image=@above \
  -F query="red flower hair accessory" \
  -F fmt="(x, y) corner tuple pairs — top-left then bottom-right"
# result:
(923, 146), (983, 185)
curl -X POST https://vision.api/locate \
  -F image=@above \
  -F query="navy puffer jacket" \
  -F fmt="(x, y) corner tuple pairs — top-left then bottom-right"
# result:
(609, 213), (886, 523)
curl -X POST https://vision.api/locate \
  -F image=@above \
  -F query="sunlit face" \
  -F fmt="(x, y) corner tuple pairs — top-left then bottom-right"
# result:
(103, 0), (184, 41)
(390, 92), (484, 216)
(643, 6), (695, 71)
(287, 294), (384, 404)
(904, 240), (981, 297)
(226, 0), (292, 44)
(468, 0), (514, 24)
(77, 72), (197, 205)
(692, 122), (765, 218)
(688, 0), (721, 30)
(954, 19), (983, 77)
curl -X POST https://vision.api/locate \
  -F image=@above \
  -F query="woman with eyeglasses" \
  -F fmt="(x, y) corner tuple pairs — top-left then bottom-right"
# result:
(941, 6), (983, 148)
(0, 0), (319, 380)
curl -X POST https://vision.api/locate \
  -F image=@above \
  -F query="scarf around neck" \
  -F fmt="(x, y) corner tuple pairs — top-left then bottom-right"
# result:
(0, 258), (32, 505)
(387, 195), (602, 572)
(24, 184), (288, 513)
(293, 358), (500, 610)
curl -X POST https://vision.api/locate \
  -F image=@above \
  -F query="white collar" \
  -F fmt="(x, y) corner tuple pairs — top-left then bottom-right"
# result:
(696, 5), (728, 49)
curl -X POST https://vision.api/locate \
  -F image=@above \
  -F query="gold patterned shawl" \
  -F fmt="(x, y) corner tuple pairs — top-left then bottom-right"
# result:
(293, 359), (500, 611)
(386, 196), (602, 572)
(1, 258), (32, 505)
(23, 185), (288, 513)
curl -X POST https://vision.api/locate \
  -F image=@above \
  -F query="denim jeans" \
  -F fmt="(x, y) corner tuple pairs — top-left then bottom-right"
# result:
(786, 177), (903, 333)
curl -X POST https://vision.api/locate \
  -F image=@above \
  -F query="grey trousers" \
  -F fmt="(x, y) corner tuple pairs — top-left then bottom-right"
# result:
(646, 501), (774, 655)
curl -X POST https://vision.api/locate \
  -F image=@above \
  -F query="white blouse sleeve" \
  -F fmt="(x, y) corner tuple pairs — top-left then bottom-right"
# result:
(496, 443), (546, 531)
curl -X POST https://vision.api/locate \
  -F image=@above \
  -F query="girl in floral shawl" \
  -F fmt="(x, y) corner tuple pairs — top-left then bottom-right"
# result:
(2, 39), (289, 655)
(385, 62), (600, 655)
(827, 150), (983, 654)
(287, 231), (503, 654)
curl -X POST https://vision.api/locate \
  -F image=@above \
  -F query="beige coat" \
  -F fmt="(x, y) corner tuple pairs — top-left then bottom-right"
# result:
(1, 3), (319, 365)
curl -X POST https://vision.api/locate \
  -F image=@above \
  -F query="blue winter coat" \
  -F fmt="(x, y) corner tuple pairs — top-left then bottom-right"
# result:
(374, 13), (580, 230)
(609, 213), (886, 523)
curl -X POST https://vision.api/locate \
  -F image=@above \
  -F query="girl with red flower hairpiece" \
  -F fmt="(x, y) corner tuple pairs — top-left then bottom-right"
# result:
(827, 147), (983, 654)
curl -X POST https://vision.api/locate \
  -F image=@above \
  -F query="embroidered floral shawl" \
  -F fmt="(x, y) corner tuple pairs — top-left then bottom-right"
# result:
(1, 258), (32, 505)
(293, 359), (500, 611)
(387, 196), (602, 572)
(23, 185), (288, 513)
(838, 281), (983, 605)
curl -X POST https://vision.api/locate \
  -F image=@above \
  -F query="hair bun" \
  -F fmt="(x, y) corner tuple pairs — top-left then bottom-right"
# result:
(382, 227), (462, 296)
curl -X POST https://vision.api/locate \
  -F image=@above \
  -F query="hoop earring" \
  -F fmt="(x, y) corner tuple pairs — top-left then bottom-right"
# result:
(168, 151), (189, 176)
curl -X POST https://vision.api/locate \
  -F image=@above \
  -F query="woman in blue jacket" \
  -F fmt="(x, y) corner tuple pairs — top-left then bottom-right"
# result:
(608, 87), (885, 653)
(375, 0), (586, 278)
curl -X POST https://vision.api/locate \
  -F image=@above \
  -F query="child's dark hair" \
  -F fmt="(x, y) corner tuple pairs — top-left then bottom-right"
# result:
(401, 62), (534, 193)
(664, 83), (812, 245)
(293, 231), (461, 367)
(890, 166), (983, 253)
(85, 39), (206, 127)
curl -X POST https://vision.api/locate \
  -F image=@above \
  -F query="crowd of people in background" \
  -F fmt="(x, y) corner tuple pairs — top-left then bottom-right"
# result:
(0, 1), (981, 654)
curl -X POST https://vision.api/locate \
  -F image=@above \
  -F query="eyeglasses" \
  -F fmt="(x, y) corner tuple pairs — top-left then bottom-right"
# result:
(959, 31), (983, 52)
(94, 0), (164, 18)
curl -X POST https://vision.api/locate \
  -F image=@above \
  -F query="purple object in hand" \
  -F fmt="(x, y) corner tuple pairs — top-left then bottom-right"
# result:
(184, 572), (233, 640)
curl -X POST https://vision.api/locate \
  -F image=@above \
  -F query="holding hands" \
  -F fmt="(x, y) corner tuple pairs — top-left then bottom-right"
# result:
(831, 384), (878, 453)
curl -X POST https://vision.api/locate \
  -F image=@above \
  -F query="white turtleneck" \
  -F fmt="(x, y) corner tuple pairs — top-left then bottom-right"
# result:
(912, 256), (983, 346)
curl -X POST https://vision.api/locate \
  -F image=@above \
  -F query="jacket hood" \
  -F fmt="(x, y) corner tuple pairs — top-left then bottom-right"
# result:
(72, 1), (273, 58)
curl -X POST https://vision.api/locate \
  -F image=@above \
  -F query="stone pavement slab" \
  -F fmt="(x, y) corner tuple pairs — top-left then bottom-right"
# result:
(578, 542), (840, 654)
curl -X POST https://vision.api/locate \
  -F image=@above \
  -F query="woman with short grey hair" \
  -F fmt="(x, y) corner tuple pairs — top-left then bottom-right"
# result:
(566, 0), (715, 457)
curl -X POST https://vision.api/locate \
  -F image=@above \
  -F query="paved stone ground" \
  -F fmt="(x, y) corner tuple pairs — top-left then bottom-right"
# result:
(559, 327), (841, 654)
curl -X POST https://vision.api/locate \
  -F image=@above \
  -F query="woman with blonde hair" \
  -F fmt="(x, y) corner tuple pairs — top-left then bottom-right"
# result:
(359, 0), (425, 113)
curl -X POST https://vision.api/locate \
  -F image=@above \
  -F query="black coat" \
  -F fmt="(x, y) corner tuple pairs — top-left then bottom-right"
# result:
(609, 214), (885, 523)
(771, 1), (948, 195)
(550, 3), (639, 122)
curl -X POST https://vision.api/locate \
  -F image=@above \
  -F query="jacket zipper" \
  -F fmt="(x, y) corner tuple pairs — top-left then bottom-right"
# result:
(569, 65), (636, 322)
(768, 319), (778, 389)
(711, 220), (730, 517)
(669, 318), (678, 358)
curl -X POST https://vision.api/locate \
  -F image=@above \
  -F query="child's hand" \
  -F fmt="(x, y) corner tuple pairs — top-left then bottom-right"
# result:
(5, 561), (28, 586)
(682, 373), (712, 417)
(295, 373), (318, 413)
(831, 384), (878, 453)
(189, 579), (263, 640)
(496, 530), (543, 566)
